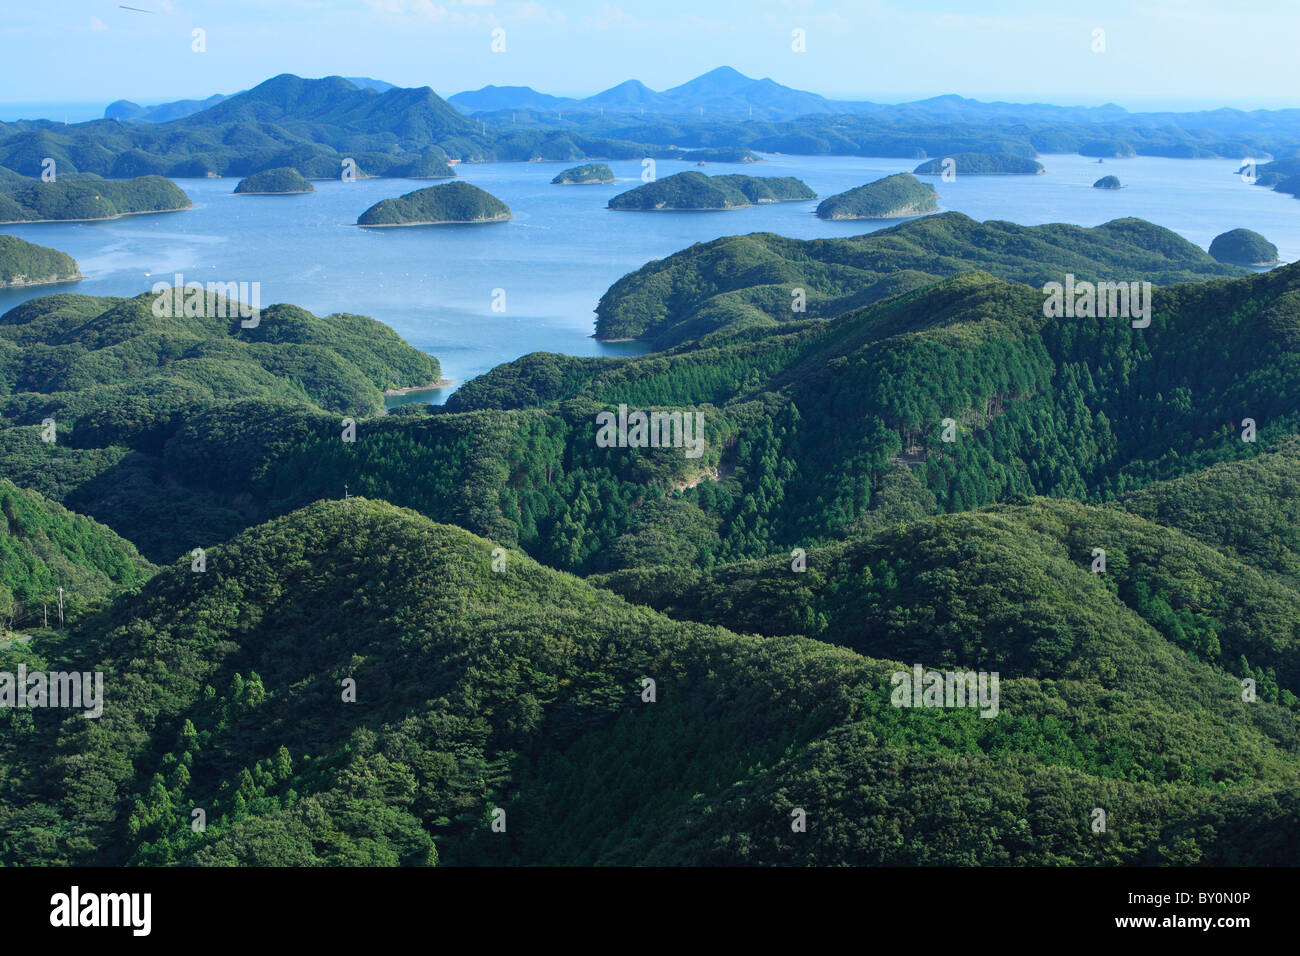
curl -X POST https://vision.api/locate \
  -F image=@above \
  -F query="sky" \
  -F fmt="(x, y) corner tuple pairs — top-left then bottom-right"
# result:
(2, 0), (1297, 115)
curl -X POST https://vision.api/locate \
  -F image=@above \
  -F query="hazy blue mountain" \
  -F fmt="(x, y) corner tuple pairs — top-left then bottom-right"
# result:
(344, 77), (396, 92)
(450, 85), (576, 113)
(584, 79), (673, 111)
(104, 94), (231, 123)
(660, 66), (834, 118)
(103, 77), (393, 124)
(173, 73), (477, 144)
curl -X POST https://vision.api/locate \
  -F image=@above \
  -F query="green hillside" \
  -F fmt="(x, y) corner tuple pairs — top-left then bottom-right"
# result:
(608, 172), (815, 210)
(551, 163), (615, 184)
(8, 255), (1295, 586)
(0, 173), (190, 222)
(593, 495), (1300, 702)
(1120, 438), (1300, 585)
(0, 234), (81, 286)
(0, 293), (442, 560)
(0, 478), (152, 628)
(1, 498), (1295, 866)
(2, 207), (1300, 867)
(816, 172), (938, 219)
(592, 212), (1244, 346)
(0, 293), (442, 430)
(233, 167), (314, 194)
(1209, 228), (1279, 266)
(357, 182), (510, 225)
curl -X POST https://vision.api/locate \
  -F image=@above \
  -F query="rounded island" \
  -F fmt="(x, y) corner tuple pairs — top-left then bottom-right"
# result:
(552, 163), (615, 185)
(357, 181), (512, 226)
(817, 173), (938, 220)
(1209, 228), (1279, 266)
(1093, 175), (1122, 189)
(234, 167), (315, 194)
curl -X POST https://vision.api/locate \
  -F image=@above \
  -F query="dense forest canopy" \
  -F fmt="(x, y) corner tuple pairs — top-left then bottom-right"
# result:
(816, 172), (938, 219)
(608, 171), (815, 210)
(0, 172), (191, 222)
(1209, 228), (1280, 266)
(592, 212), (1243, 346)
(357, 182), (511, 225)
(0, 235), (80, 286)
(1, 191), (1298, 865)
(551, 163), (615, 184)
(233, 167), (315, 194)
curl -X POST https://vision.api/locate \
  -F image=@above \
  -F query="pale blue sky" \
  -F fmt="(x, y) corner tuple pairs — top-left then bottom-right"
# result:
(4, 0), (1297, 111)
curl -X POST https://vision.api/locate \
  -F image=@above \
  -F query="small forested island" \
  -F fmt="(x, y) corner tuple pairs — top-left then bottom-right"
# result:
(1209, 228), (1280, 266)
(551, 163), (615, 185)
(234, 167), (315, 194)
(0, 235), (82, 287)
(356, 181), (511, 226)
(816, 172), (938, 220)
(1093, 175), (1122, 189)
(913, 152), (1046, 175)
(678, 148), (762, 164)
(0, 172), (192, 222)
(609, 171), (814, 210)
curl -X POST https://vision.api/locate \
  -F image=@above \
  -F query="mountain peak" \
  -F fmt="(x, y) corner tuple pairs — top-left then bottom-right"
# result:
(666, 66), (758, 96)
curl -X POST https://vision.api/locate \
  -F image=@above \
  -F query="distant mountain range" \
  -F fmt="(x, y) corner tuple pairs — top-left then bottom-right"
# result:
(447, 65), (1140, 123)
(95, 66), (1300, 146)
(104, 77), (395, 123)
(0, 69), (1284, 185)
(449, 66), (846, 120)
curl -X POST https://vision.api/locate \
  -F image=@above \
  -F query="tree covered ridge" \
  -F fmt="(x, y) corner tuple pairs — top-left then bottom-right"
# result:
(1, 498), (1297, 866)
(0, 173), (190, 222)
(0, 292), (443, 436)
(0, 225), (1298, 865)
(592, 212), (1244, 346)
(0, 235), (81, 286)
(3, 259), (1298, 576)
(0, 478), (152, 630)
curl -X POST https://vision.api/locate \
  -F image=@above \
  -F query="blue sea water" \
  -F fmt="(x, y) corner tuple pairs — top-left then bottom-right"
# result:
(1, 153), (1295, 403)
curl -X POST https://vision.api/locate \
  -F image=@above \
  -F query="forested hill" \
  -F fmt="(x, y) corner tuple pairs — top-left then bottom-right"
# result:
(0, 173), (190, 223)
(0, 478), (153, 624)
(2, 497), (1296, 866)
(0, 234), (81, 286)
(2, 210), (1300, 865)
(593, 212), (1244, 347)
(0, 75), (678, 181)
(592, 494), (1300, 704)
(0, 292), (443, 431)
(4, 255), (1297, 584)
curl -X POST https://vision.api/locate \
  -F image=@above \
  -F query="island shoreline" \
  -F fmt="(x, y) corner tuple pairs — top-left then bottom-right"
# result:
(1, 272), (85, 288)
(0, 206), (192, 225)
(384, 380), (454, 396)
